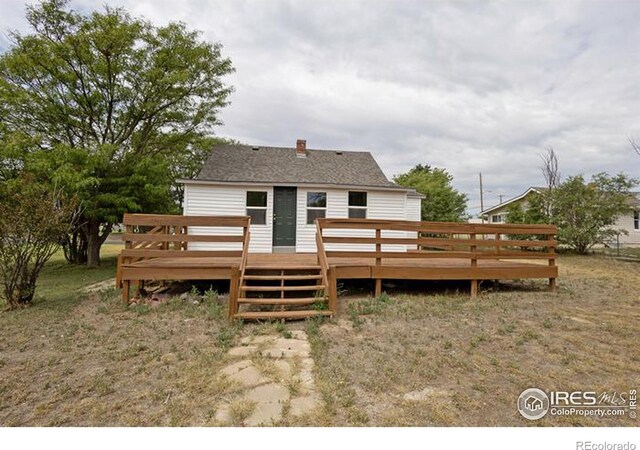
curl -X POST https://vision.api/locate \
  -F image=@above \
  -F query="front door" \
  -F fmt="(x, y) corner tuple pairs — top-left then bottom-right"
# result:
(273, 187), (297, 248)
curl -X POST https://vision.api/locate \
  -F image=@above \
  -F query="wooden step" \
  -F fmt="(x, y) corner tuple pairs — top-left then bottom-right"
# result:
(240, 284), (326, 292)
(245, 265), (321, 271)
(243, 274), (322, 281)
(237, 297), (325, 305)
(234, 310), (332, 320)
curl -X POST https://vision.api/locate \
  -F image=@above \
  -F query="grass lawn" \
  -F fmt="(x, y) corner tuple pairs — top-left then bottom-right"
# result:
(0, 252), (638, 426)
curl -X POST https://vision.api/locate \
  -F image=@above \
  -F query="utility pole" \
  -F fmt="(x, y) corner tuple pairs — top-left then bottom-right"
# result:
(479, 172), (484, 223)
(499, 194), (504, 204)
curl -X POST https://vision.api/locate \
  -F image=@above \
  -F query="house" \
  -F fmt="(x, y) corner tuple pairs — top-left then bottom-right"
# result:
(179, 140), (423, 253)
(481, 187), (640, 247)
(480, 187), (547, 224)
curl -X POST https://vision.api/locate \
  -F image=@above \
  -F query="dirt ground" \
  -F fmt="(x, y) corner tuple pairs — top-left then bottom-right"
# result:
(0, 254), (638, 426)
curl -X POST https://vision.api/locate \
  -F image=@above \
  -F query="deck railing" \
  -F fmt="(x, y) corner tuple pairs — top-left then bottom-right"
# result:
(315, 222), (336, 312)
(117, 214), (251, 305)
(315, 218), (558, 297)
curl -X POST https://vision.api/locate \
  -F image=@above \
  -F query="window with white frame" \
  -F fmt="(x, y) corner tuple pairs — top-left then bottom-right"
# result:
(634, 210), (639, 230)
(348, 191), (367, 218)
(491, 214), (505, 223)
(246, 191), (267, 225)
(306, 192), (327, 224)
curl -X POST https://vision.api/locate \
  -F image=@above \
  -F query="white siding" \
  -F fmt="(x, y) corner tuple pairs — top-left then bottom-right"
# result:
(183, 184), (273, 252)
(406, 196), (421, 250)
(615, 211), (640, 246)
(296, 188), (412, 252)
(406, 197), (421, 222)
(296, 188), (348, 252)
(184, 183), (416, 253)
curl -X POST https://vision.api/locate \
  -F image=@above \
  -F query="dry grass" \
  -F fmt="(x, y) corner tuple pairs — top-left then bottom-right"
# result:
(306, 254), (640, 426)
(0, 284), (243, 426)
(0, 253), (637, 426)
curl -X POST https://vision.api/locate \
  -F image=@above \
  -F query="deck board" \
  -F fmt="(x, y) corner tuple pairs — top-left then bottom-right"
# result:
(124, 252), (548, 272)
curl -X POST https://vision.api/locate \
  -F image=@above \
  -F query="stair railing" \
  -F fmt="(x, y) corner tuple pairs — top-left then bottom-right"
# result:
(231, 219), (251, 319)
(315, 221), (335, 313)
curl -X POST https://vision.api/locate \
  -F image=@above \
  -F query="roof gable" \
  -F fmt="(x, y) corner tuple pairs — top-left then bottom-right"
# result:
(193, 144), (400, 189)
(481, 187), (546, 215)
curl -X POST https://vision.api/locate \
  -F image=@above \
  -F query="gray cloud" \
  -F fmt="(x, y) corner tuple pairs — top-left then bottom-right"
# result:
(2, 0), (639, 213)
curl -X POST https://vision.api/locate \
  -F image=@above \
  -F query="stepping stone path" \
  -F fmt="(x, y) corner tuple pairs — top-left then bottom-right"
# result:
(215, 330), (322, 426)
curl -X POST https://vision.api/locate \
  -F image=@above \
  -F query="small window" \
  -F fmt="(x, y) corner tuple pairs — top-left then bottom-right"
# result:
(491, 214), (504, 223)
(348, 191), (367, 218)
(307, 192), (327, 224)
(634, 210), (639, 230)
(246, 191), (267, 225)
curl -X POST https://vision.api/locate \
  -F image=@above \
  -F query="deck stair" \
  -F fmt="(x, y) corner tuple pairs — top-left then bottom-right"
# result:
(233, 265), (331, 320)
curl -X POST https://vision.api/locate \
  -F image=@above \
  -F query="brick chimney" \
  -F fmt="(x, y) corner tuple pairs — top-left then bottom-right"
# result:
(296, 139), (307, 158)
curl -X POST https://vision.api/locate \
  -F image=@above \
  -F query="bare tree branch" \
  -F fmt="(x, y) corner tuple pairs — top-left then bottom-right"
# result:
(540, 146), (561, 190)
(629, 137), (640, 156)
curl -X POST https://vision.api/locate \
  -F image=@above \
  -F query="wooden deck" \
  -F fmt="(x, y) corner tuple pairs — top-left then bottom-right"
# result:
(122, 253), (552, 279)
(117, 214), (558, 320)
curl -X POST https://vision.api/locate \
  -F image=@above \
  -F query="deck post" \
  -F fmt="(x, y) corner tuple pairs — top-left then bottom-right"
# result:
(327, 267), (338, 315)
(470, 279), (478, 298)
(122, 280), (130, 304)
(470, 232), (478, 298)
(375, 279), (382, 297)
(548, 233), (557, 292)
(229, 266), (239, 319)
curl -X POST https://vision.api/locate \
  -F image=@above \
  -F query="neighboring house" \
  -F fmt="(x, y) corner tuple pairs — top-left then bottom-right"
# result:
(480, 187), (547, 224)
(616, 192), (640, 246)
(480, 187), (640, 247)
(180, 140), (423, 253)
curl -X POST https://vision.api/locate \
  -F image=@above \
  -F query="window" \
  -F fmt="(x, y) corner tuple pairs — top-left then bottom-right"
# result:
(491, 214), (505, 223)
(634, 210), (639, 231)
(348, 191), (367, 218)
(306, 192), (327, 224)
(246, 191), (267, 225)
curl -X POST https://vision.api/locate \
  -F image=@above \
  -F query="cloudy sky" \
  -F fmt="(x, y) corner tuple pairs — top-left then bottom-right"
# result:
(1, 0), (639, 213)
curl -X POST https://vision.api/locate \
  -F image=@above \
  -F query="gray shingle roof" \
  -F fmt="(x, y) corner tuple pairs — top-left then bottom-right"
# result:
(194, 144), (402, 189)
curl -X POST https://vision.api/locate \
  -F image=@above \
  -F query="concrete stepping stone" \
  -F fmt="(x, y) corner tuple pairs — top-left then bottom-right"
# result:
(228, 345), (258, 357)
(244, 383), (289, 426)
(290, 394), (322, 417)
(228, 365), (270, 388)
(261, 338), (311, 358)
(272, 359), (292, 380)
(240, 335), (276, 345)
(220, 359), (253, 376)
(219, 331), (322, 425)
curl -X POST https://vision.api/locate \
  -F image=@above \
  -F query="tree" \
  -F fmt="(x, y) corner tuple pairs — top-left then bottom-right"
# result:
(539, 146), (560, 218)
(0, 176), (78, 309)
(505, 192), (548, 241)
(550, 173), (636, 254)
(169, 136), (239, 209)
(505, 193), (547, 225)
(540, 146), (561, 190)
(630, 137), (640, 156)
(394, 164), (468, 222)
(0, 0), (234, 267)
